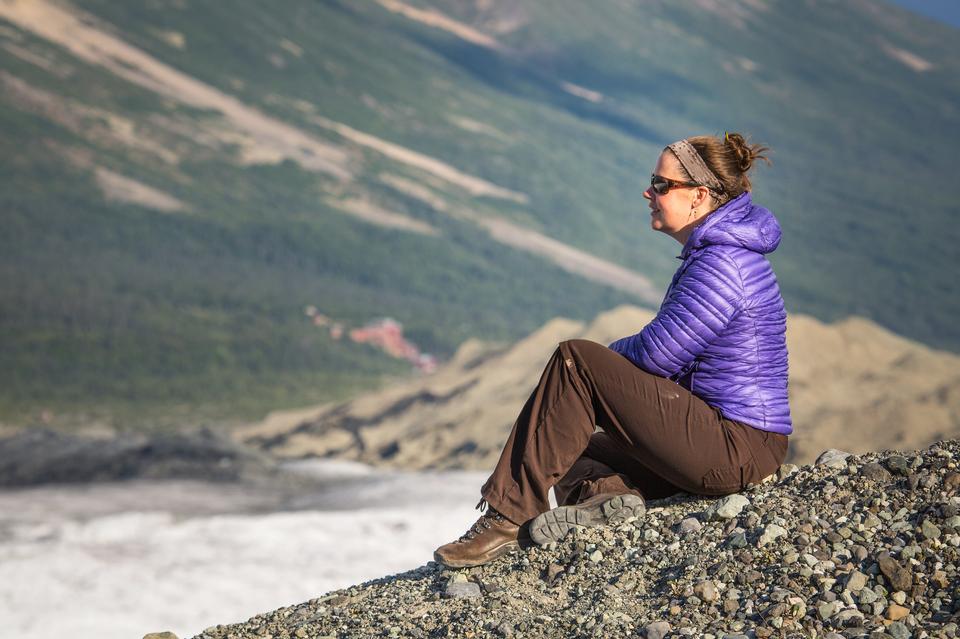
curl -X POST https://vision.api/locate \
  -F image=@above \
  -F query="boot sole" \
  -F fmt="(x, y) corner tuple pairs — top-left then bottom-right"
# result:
(433, 540), (521, 568)
(529, 493), (645, 546)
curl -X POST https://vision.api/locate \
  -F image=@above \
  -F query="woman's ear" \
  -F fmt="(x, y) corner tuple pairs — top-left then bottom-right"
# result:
(693, 186), (709, 209)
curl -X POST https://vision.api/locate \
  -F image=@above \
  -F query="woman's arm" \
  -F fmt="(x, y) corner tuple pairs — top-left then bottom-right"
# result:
(608, 248), (744, 378)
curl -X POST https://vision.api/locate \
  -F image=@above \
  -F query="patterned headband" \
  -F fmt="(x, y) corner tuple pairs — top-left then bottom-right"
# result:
(666, 139), (724, 194)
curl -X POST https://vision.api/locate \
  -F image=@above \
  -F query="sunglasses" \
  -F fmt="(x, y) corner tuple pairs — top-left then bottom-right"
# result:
(649, 174), (701, 195)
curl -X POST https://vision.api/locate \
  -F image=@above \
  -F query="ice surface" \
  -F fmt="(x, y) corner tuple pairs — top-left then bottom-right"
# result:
(0, 461), (498, 639)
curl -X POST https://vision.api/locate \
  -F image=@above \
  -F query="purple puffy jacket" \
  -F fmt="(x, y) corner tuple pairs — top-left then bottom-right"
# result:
(608, 191), (792, 435)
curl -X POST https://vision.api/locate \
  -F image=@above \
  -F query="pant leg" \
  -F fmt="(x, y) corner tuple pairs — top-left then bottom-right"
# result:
(479, 341), (598, 525)
(554, 431), (682, 506)
(481, 338), (788, 525)
(553, 451), (637, 507)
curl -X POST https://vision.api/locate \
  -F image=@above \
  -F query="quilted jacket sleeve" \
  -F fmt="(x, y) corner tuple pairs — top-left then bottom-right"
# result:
(608, 248), (744, 377)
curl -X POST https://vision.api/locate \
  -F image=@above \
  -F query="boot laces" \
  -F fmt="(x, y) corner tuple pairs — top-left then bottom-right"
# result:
(457, 498), (505, 542)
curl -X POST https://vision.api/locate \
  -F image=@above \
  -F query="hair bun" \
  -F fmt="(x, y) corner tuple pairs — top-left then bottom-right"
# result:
(724, 132), (771, 173)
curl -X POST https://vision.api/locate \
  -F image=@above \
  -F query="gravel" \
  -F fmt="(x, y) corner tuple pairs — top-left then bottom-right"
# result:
(193, 440), (960, 639)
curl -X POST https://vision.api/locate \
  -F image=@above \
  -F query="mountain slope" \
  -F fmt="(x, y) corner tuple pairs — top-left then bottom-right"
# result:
(1, 0), (957, 427)
(237, 304), (960, 468)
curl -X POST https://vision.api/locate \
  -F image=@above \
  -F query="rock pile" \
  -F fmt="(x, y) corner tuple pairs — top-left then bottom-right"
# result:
(194, 440), (960, 638)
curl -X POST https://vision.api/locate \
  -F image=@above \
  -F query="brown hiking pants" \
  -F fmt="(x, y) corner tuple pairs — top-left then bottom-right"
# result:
(480, 339), (789, 526)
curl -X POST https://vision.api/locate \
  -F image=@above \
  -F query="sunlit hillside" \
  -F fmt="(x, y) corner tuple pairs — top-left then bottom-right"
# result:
(1, 0), (957, 429)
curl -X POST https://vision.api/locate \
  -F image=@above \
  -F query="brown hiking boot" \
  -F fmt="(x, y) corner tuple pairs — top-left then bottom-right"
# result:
(433, 499), (526, 568)
(529, 492), (645, 545)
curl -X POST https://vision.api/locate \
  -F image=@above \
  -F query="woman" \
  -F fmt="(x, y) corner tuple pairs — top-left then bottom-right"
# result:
(433, 132), (791, 568)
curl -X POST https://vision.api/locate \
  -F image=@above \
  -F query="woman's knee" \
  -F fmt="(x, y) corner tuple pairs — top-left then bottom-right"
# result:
(559, 339), (611, 365)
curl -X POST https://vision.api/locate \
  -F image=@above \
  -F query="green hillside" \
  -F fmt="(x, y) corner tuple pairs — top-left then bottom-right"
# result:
(1, 0), (957, 430)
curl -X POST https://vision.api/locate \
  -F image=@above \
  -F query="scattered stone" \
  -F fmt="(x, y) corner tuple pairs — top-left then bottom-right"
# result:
(644, 621), (671, 639)
(845, 570), (868, 592)
(443, 581), (481, 599)
(817, 600), (840, 620)
(920, 519), (941, 540)
(705, 494), (750, 520)
(834, 608), (864, 624)
(945, 472), (960, 492)
(816, 449), (851, 468)
(777, 463), (798, 480)
(728, 531), (747, 548)
(877, 552), (912, 592)
(931, 570), (949, 589)
(859, 462), (891, 481)
(679, 517), (702, 534)
(543, 564), (564, 585)
(758, 523), (787, 546)
(693, 580), (718, 602)
(886, 455), (910, 476)
(908, 473), (921, 491)
(887, 621), (912, 639)
(886, 603), (910, 621)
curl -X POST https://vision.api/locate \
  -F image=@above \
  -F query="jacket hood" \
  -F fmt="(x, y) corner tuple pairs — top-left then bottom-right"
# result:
(679, 191), (782, 259)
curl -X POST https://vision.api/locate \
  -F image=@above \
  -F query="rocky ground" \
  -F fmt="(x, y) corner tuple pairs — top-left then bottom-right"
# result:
(191, 440), (960, 639)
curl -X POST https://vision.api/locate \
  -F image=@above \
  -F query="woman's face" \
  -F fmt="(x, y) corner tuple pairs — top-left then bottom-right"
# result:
(644, 151), (709, 243)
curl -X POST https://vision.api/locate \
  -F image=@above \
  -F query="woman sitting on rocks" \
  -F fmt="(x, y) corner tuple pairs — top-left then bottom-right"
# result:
(434, 132), (792, 568)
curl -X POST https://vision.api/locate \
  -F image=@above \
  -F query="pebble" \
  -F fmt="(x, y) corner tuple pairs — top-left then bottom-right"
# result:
(845, 570), (868, 592)
(886, 455), (910, 476)
(728, 531), (747, 548)
(679, 517), (702, 534)
(758, 523), (787, 546)
(921, 519), (941, 540)
(816, 449), (851, 468)
(777, 463), (798, 480)
(859, 462), (892, 481)
(834, 608), (863, 623)
(644, 621), (671, 639)
(877, 552), (913, 592)
(443, 581), (482, 599)
(693, 580), (718, 602)
(945, 472), (960, 492)
(886, 602), (910, 620)
(543, 564), (564, 584)
(705, 494), (750, 520)
(817, 600), (839, 619)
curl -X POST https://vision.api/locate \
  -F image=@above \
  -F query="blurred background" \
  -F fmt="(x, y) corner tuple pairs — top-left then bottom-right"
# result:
(0, 0), (957, 637)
